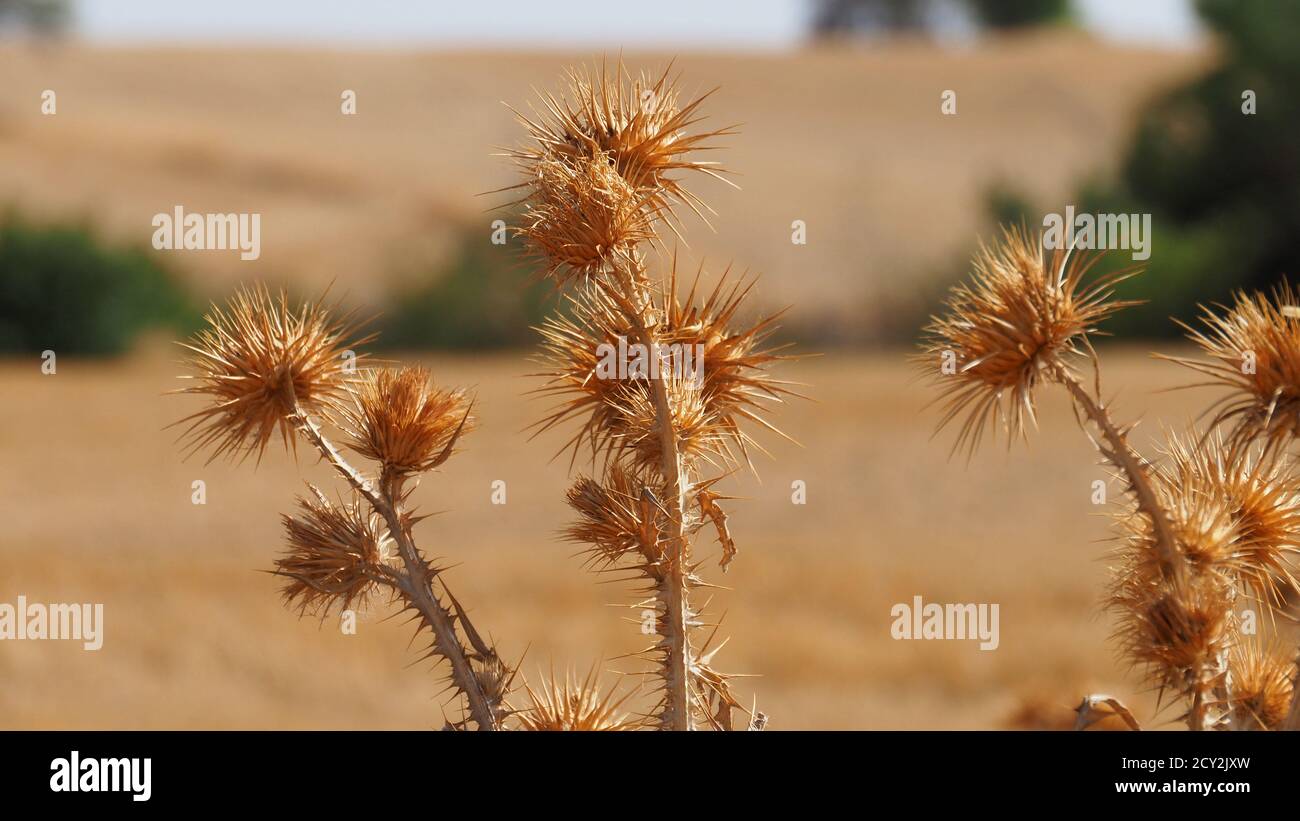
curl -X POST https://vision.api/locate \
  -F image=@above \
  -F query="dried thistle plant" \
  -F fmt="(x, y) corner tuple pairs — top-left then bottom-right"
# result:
(173, 284), (512, 730)
(1162, 284), (1300, 455)
(502, 61), (794, 730)
(922, 228), (1300, 731)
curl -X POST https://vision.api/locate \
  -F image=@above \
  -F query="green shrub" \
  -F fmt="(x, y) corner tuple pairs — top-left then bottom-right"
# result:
(377, 231), (554, 350)
(0, 213), (196, 355)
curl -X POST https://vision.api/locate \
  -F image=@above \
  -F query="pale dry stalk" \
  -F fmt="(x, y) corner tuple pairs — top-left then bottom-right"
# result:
(1058, 371), (1222, 730)
(1055, 368), (1180, 577)
(609, 251), (695, 730)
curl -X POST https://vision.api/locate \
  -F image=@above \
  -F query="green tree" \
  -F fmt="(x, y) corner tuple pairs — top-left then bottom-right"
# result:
(966, 0), (1070, 28)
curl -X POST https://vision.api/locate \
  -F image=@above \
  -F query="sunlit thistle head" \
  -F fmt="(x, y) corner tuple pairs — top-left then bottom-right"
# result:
(173, 283), (368, 464)
(338, 367), (474, 476)
(1167, 284), (1300, 454)
(1155, 431), (1300, 606)
(921, 226), (1138, 457)
(532, 267), (794, 469)
(516, 665), (643, 731)
(1109, 569), (1234, 699)
(563, 466), (668, 574)
(519, 154), (658, 286)
(1227, 639), (1295, 730)
(510, 61), (735, 232)
(277, 486), (393, 617)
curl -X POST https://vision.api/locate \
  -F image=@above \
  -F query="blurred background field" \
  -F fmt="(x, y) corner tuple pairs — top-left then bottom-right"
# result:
(1, 34), (1207, 345)
(2, 0), (1299, 729)
(1, 346), (1229, 729)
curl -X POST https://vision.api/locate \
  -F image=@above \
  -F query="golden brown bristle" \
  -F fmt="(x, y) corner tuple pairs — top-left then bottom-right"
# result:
(531, 266), (795, 469)
(1227, 640), (1295, 730)
(563, 466), (668, 574)
(509, 61), (735, 236)
(519, 154), (657, 285)
(1153, 431), (1300, 604)
(1109, 570), (1234, 699)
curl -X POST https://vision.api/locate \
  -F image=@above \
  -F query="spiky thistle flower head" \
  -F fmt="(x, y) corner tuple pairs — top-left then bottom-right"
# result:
(277, 486), (393, 616)
(1165, 283), (1300, 454)
(1109, 566), (1235, 699)
(472, 653), (518, 712)
(1155, 431), (1300, 605)
(609, 374), (715, 473)
(509, 61), (734, 233)
(518, 153), (658, 286)
(338, 367), (474, 476)
(920, 226), (1138, 457)
(1227, 639), (1295, 730)
(532, 267), (795, 469)
(563, 466), (669, 574)
(173, 284), (368, 463)
(515, 665), (643, 731)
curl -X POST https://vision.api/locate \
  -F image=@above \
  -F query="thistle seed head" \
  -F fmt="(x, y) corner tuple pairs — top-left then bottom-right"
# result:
(472, 652), (517, 709)
(611, 374), (715, 473)
(1227, 639), (1295, 730)
(173, 283), (368, 464)
(519, 154), (657, 286)
(277, 487), (393, 616)
(1109, 570), (1234, 697)
(920, 226), (1138, 457)
(1166, 284), (1300, 454)
(515, 665), (643, 731)
(338, 367), (475, 476)
(564, 466), (669, 574)
(1156, 431), (1300, 605)
(510, 61), (734, 234)
(533, 268), (794, 468)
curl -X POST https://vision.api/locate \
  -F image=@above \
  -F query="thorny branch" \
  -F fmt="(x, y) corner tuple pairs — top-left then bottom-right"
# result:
(291, 403), (503, 730)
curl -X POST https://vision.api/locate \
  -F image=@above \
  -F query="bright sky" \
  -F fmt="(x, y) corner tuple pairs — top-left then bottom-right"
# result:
(73, 0), (1203, 48)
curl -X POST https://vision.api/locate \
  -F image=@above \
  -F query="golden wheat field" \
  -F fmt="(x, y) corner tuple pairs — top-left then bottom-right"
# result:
(0, 35), (1204, 330)
(2, 344), (1267, 730)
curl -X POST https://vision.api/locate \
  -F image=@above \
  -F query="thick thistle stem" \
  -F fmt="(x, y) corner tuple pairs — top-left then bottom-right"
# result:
(1056, 369), (1181, 580)
(1189, 687), (1213, 731)
(608, 254), (696, 730)
(647, 346), (695, 731)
